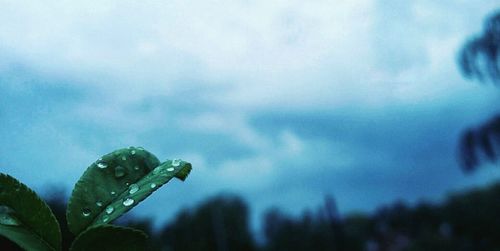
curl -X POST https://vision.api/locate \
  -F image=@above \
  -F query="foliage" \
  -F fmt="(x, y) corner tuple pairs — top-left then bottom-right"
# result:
(0, 147), (192, 251)
(458, 10), (500, 84)
(457, 9), (500, 172)
(3, 183), (500, 250)
(259, 184), (500, 251)
(459, 115), (500, 171)
(161, 195), (256, 251)
(0, 174), (61, 251)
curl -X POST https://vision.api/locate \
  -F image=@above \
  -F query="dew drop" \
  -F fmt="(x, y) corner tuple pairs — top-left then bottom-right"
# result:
(134, 166), (140, 171)
(129, 184), (139, 194)
(97, 162), (108, 169)
(167, 167), (175, 172)
(172, 159), (181, 167)
(102, 215), (109, 223)
(110, 191), (116, 196)
(123, 198), (134, 207)
(153, 166), (161, 175)
(121, 156), (127, 161)
(0, 215), (20, 226)
(150, 183), (157, 189)
(96, 201), (103, 207)
(125, 182), (130, 186)
(131, 150), (136, 155)
(82, 208), (91, 217)
(105, 206), (114, 214)
(0, 206), (20, 226)
(114, 166), (127, 178)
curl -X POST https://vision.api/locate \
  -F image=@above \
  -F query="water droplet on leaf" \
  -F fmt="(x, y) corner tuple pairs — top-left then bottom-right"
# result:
(114, 166), (127, 178)
(121, 156), (127, 161)
(172, 159), (181, 167)
(110, 191), (116, 196)
(134, 166), (140, 171)
(105, 206), (114, 214)
(0, 206), (20, 226)
(97, 162), (108, 169)
(129, 184), (139, 194)
(153, 167), (161, 174)
(131, 150), (136, 155)
(102, 215), (110, 223)
(96, 201), (103, 207)
(150, 183), (156, 189)
(123, 198), (134, 207)
(0, 215), (20, 226)
(82, 208), (91, 217)
(167, 167), (175, 172)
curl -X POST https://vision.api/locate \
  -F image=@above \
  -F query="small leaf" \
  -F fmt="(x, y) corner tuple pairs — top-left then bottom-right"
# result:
(70, 225), (147, 251)
(0, 173), (62, 251)
(66, 147), (192, 235)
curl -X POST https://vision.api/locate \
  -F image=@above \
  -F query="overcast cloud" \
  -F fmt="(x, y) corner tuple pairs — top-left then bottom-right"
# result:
(1, 0), (499, 229)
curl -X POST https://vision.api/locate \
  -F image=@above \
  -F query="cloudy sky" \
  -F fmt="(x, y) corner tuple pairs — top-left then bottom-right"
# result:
(1, 0), (499, 229)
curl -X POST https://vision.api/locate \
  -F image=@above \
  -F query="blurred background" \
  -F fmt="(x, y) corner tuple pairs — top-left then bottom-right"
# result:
(0, 1), (499, 250)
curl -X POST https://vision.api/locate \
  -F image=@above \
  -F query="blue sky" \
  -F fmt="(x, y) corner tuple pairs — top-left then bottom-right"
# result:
(1, 0), (500, 229)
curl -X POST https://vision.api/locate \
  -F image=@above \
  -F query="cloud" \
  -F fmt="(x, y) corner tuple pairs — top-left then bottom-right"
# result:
(0, 0), (497, 112)
(1, 0), (500, 230)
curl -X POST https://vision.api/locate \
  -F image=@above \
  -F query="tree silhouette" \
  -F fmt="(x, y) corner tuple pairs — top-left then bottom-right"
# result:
(457, 10), (500, 172)
(160, 194), (256, 251)
(459, 11), (500, 84)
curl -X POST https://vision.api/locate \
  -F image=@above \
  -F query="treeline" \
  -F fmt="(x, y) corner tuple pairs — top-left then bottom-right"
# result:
(2, 183), (500, 250)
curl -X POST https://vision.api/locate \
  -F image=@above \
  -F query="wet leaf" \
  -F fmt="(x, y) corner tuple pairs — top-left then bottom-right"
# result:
(66, 147), (192, 235)
(0, 173), (61, 251)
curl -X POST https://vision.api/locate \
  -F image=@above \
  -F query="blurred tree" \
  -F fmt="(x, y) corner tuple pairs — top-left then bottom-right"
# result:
(261, 196), (346, 251)
(43, 188), (75, 251)
(120, 217), (163, 251)
(261, 208), (337, 251)
(160, 195), (256, 251)
(3, 186), (500, 250)
(341, 213), (371, 250)
(459, 11), (500, 84)
(457, 10), (500, 172)
(442, 183), (500, 250)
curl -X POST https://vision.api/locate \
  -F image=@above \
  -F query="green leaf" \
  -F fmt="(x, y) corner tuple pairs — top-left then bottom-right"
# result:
(66, 147), (192, 235)
(0, 173), (62, 251)
(70, 225), (147, 251)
